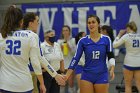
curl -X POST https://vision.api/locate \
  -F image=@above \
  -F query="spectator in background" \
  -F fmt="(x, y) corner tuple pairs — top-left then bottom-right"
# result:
(65, 15), (115, 93)
(23, 12), (66, 93)
(74, 32), (86, 93)
(40, 30), (65, 93)
(58, 25), (76, 93)
(113, 21), (140, 93)
(101, 25), (115, 69)
(0, 5), (46, 93)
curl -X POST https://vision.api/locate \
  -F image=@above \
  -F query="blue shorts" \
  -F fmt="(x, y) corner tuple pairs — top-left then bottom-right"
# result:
(124, 65), (140, 71)
(81, 71), (109, 84)
(0, 89), (32, 93)
(75, 65), (84, 75)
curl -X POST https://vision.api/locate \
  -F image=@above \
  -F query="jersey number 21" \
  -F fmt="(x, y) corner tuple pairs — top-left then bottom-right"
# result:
(133, 40), (139, 47)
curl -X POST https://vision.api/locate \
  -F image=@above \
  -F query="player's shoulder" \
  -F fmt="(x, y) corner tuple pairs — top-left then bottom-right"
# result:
(77, 35), (88, 44)
(80, 35), (88, 41)
(24, 30), (39, 39)
(101, 34), (110, 39)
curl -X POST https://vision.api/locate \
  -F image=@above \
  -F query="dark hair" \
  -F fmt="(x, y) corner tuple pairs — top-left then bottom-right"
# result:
(87, 15), (100, 31)
(61, 25), (71, 39)
(101, 25), (114, 42)
(1, 5), (23, 38)
(75, 32), (85, 45)
(87, 15), (100, 24)
(23, 12), (37, 29)
(126, 21), (137, 32)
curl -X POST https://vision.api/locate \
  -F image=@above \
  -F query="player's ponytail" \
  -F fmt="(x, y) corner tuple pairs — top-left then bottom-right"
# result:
(1, 5), (23, 38)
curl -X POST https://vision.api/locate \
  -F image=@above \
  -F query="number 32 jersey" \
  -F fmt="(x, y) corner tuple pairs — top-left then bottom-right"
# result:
(0, 30), (42, 92)
(113, 33), (140, 67)
(69, 35), (113, 73)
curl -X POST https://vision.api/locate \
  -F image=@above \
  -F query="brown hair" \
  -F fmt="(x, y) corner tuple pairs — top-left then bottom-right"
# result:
(126, 21), (137, 32)
(1, 5), (23, 38)
(87, 15), (100, 24)
(23, 12), (37, 29)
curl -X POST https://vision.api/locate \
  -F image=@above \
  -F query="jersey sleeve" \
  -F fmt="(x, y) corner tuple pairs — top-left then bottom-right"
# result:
(34, 35), (57, 77)
(113, 34), (127, 48)
(29, 35), (42, 75)
(40, 43), (45, 55)
(68, 39), (84, 70)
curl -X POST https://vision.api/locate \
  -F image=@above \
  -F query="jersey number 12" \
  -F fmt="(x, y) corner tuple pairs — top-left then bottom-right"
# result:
(92, 51), (100, 59)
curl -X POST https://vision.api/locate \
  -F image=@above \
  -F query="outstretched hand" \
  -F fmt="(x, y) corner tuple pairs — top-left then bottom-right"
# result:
(55, 74), (66, 86)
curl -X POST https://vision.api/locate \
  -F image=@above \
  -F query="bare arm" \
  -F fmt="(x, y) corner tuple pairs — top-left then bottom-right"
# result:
(60, 60), (65, 73)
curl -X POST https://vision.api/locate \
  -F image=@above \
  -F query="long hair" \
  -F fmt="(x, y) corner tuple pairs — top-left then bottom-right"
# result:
(101, 25), (114, 42)
(1, 5), (23, 38)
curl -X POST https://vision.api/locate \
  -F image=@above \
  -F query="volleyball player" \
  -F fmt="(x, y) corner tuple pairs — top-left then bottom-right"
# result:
(23, 12), (65, 88)
(113, 21), (140, 93)
(0, 6), (46, 93)
(65, 15), (115, 93)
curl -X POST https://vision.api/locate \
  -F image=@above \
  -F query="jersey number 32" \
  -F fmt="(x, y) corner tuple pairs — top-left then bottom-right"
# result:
(6, 40), (21, 55)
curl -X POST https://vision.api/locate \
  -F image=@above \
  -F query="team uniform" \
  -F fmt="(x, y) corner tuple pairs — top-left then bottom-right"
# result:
(40, 41), (64, 93)
(113, 33), (140, 70)
(0, 30), (42, 92)
(28, 31), (58, 78)
(69, 35), (113, 84)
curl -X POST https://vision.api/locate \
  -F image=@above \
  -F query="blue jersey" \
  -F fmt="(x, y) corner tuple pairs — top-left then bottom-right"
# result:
(69, 35), (113, 73)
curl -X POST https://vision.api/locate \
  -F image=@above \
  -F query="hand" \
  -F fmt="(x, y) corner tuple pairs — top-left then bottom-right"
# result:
(118, 30), (126, 38)
(40, 84), (46, 93)
(55, 74), (66, 86)
(109, 70), (115, 81)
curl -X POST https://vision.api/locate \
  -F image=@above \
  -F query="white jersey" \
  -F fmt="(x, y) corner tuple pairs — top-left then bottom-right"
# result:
(57, 38), (76, 69)
(41, 42), (64, 71)
(0, 30), (42, 92)
(113, 33), (140, 67)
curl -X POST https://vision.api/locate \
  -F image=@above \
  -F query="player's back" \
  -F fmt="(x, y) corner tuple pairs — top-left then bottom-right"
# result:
(125, 33), (140, 56)
(123, 33), (140, 67)
(0, 30), (37, 91)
